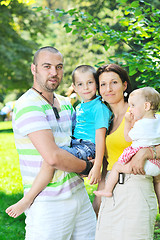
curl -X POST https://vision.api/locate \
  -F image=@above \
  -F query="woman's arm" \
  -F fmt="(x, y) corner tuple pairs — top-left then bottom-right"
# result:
(130, 145), (160, 175)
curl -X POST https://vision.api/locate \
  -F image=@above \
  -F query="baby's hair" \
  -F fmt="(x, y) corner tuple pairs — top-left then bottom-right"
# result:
(33, 46), (63, 65)
(130, 87), (160, 112)
(72, 65), (97, 84)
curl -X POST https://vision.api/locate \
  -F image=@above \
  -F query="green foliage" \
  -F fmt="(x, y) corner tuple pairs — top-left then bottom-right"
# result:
(45, 0), (160, 91)
(0, 0), (49, 95)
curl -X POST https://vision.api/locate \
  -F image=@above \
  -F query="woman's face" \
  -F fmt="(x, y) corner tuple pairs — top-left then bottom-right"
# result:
(99, 71), (127, 105)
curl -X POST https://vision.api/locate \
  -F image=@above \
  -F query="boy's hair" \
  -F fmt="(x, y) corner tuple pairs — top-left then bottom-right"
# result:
(72, 65), (97, 84)
(33, 46), (63, 65)
(131, 87), (160, 112)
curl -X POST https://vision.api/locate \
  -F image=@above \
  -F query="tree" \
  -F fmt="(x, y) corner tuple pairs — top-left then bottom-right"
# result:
(0, 0), (48, 98)
(44, 0), (160, 90)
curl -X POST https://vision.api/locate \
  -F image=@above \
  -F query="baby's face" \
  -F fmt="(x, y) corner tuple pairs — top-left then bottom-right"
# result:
(128, 93), (146, 121)
(73, 71), (97, 103)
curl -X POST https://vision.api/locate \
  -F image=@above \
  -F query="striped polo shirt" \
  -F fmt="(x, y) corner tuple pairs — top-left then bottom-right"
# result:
(12, 89), (84, 201)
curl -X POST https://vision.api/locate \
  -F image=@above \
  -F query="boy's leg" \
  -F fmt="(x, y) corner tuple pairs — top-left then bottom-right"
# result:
(62, 140), (89, 160)
(6, 161), (54, 218)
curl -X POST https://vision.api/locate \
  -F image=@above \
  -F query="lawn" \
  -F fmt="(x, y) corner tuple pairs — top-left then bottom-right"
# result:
(0, 121), (160, 239)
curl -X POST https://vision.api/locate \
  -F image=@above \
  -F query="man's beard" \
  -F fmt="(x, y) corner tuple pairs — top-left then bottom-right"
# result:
(36, 76), (60, 92)
(44, 80), (60, 92)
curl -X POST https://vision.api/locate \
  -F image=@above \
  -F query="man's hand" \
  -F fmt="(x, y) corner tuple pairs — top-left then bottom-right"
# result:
(80, 158), (95, 178)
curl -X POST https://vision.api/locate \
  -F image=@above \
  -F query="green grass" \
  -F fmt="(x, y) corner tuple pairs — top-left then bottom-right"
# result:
(0, 121), (160, 239)
(0, 121), (25, 239)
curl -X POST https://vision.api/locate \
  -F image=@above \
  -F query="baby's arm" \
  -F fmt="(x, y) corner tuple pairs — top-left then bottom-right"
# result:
(6, 161), (54, 218)
(124, 112), (135, 142)
(88, 127), (106, 185)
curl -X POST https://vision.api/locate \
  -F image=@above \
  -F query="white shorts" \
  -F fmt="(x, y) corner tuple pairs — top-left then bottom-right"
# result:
(25, 187), (96, 240)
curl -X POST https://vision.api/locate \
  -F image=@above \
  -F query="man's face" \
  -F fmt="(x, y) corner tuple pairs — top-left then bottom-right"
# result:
(31, 50), (63, 92)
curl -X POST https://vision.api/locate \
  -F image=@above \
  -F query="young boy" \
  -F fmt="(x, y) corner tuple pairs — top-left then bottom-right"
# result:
(94, 87), (160, 199)
(6, 65), (112, 218)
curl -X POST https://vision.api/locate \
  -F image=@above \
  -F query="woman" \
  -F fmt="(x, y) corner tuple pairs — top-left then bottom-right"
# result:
(94, 63), (160, 240)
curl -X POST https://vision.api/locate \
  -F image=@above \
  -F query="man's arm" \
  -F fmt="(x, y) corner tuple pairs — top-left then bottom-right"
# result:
(28, 129), (87, 173)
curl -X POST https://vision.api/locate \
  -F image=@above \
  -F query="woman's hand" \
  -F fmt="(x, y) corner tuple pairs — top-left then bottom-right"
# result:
(130, 148), (149, 175)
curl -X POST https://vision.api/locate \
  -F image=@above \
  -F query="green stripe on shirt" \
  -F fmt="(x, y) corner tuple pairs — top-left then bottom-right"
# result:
(23, 172), (78, 189)
(17, 149), (40, 155)
(14, 106), (45, 120)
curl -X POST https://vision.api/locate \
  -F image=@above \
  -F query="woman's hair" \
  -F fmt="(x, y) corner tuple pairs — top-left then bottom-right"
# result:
(131, 87), (160, 112)
(96, 63), (132, 102)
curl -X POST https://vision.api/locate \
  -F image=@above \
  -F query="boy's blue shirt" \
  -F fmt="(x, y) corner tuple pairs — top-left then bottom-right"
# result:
(73, 96), (112, 144)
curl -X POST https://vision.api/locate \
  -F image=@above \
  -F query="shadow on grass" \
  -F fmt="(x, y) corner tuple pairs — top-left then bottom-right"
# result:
(0, 129), (13, 133)
(0, 191), (25, 240)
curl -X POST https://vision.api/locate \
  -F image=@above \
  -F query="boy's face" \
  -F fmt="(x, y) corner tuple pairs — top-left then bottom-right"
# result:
(73, 71), (97, 103)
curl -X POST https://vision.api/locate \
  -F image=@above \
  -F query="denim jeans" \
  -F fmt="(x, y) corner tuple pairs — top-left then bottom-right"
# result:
(61, 138), (95, 161)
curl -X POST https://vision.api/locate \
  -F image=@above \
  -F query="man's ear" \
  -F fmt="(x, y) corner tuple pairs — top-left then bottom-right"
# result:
(144, 102), (151, 111)
(31, 63), (36, 75)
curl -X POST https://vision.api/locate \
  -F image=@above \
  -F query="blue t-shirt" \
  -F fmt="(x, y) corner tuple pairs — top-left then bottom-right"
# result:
(73, 96), (112, 144)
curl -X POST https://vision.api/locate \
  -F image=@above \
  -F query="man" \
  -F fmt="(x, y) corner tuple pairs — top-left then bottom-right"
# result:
(12, 47), (96, 239)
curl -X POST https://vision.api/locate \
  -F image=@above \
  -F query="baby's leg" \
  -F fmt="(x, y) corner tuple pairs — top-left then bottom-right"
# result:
(94, 162), (132, 197)
(6, 161), (55, 218)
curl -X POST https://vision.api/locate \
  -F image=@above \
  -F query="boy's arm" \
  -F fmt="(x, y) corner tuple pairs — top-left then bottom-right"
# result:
(124, 112), (135, 142)
(88, 127), (106, 185)
(92, 156), (108, 217)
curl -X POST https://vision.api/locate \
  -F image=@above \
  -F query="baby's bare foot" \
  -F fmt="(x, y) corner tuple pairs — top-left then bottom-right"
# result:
(93, 190), (112, 197)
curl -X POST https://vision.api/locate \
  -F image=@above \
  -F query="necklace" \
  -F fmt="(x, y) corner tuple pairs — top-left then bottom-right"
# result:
(31, 87), (60, 119)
